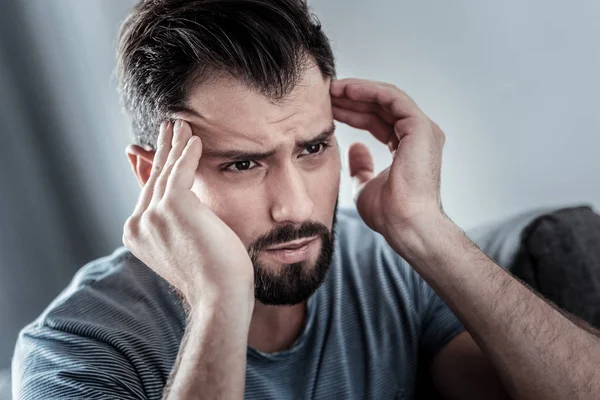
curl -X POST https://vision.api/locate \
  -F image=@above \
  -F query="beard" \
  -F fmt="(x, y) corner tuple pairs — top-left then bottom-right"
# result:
(247, 202), (338, 306)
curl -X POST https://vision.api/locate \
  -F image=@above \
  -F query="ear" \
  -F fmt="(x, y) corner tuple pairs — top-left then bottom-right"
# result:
(125, 144), (155, 188)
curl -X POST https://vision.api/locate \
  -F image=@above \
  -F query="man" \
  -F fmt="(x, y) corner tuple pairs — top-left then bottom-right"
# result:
(12, 0), (600, 399)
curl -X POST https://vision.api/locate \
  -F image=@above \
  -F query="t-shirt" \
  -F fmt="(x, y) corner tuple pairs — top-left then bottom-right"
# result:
(12, 208), (464, 399)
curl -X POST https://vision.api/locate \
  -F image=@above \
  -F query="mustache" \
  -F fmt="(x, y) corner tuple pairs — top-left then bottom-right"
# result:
(248, 221), (330, 255)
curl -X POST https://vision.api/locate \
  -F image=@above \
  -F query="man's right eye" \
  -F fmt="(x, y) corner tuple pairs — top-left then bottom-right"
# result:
(223, 160), (258, 172)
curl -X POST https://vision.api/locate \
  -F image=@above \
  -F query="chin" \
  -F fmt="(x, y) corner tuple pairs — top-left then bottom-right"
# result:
(252, 255), (329, 307)
(257, 257), (316, 275)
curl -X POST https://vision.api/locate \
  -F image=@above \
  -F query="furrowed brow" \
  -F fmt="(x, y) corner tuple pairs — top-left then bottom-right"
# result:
(202, 148), (276, 161)
(297, 123), (336, 148)
(203, 123), (336, 161)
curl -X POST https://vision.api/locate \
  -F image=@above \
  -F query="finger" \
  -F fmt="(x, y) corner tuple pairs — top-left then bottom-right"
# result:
(330, 78), (396, 97)
(334, 80), (422, 119)
(166, 135), (203, 193)
(332, 97), (399, 150)
(393, 116), (431, 142)
(331, 96), (396, 125)
(153, 119), (193, 202)
(332, 105), (396, 147)
(166, 119), (193, 166)
(153, 120), (174, 171)
(133, 120), (173, 215)
(387, 133), (400, 153)
(347, 142), (375, 202)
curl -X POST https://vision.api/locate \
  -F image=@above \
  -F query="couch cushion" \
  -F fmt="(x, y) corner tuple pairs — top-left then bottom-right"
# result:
(467, 207), (559, 268)
(511, 206), (600, 328)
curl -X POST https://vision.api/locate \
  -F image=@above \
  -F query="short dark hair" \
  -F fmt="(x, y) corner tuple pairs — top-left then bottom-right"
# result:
(117, 0), (336, 149)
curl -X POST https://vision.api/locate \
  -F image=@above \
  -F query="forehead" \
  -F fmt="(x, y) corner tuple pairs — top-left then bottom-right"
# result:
(180, 64), (332, 146)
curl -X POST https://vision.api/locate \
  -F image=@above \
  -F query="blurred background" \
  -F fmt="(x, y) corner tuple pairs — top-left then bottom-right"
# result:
(0, 0), (598, 384)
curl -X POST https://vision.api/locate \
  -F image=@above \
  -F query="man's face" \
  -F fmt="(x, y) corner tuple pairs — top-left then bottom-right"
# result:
(180, 64), (341, 305)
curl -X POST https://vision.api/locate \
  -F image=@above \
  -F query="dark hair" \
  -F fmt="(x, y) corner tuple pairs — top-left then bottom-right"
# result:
(117, 0), (336, 149)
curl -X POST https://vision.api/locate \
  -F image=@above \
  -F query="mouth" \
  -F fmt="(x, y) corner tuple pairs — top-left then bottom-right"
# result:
(262, 236), (320, 264)
(265, 236), (319, 251)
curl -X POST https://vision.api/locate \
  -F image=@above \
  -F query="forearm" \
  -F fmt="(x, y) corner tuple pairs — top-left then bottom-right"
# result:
(163, 295), (252, 400)
(389, 213), (600, 400)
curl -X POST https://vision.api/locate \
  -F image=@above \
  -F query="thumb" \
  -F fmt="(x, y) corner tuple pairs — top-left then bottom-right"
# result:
(348, 142), (374, 201)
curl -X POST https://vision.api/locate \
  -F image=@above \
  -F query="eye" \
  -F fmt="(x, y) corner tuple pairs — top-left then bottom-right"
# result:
(300, 142), (329, 156)
(224, 160), (258, 172)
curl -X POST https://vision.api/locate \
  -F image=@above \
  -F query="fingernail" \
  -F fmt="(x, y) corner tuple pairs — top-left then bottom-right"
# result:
(174, 119), (183, 132)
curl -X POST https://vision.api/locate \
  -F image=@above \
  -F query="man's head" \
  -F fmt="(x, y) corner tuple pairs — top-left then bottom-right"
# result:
(119, 0), (340, 306)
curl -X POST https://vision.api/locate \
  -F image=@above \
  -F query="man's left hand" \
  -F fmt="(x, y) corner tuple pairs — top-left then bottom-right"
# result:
(330, 78), (447, 243)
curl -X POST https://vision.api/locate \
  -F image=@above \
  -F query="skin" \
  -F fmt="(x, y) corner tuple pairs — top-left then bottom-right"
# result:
(125, 65), (340, 356)
(331, 78), (600, 399)
(124, 66), (600, 400)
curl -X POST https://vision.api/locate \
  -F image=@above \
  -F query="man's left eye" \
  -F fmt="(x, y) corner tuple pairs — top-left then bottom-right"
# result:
(300, 142), (328, 156)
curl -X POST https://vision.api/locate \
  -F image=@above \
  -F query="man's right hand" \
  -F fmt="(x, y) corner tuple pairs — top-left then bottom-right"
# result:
(122, 119), (254, 312)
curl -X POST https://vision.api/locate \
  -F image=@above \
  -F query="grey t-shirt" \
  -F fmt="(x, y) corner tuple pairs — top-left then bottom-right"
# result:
(13, 208), (464, 399)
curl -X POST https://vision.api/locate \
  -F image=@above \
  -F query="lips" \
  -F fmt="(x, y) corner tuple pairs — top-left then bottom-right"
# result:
(261, 236), (320, 265)
(266, 236), (318, 251)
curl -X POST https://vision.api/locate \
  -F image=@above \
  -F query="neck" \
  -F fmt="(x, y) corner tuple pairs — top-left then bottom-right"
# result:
(247, 299), (307, 353)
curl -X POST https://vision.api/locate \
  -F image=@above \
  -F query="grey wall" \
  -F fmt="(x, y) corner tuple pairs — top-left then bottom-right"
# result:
(1, 0), (598, 368)
(312, 0), (600, 229)
(0, 0), (139, 368)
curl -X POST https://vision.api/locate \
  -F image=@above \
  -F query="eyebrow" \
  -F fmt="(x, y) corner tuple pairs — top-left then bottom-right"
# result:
(203, 123), (336, 161)
(297, 123), (336, 148)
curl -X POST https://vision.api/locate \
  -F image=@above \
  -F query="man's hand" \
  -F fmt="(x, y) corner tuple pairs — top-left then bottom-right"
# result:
(122, 119), (254, 310)
(330, 78), (446, 243)
(332, 78), (600, 400)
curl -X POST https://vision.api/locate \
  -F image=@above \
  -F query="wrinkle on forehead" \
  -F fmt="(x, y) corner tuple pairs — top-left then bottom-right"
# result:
(179, 64), (331, 150)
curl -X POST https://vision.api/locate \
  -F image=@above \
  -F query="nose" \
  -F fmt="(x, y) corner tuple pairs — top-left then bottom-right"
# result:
(269, 162), (315, 224)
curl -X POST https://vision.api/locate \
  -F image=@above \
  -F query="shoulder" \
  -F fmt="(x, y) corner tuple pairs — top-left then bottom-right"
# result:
(14, 247), (185, 373)
(332, 208), (464, 358)
(12, 247), (184, 399)
(31, 247), (185, 336)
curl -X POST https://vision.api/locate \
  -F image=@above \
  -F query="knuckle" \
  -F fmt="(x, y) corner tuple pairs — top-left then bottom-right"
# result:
(143, 207), (164, 226)
(151, 164), (162, 175)
(161, 161), (173, 172)
(386, 83), (403, 96)
(398, 120), (421, 136)
(122, 217), (139, 246)
(431, 121), (446, 143)
(123, 215), (139, 231)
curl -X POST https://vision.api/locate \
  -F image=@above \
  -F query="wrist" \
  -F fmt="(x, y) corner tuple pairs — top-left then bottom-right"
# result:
(385, 209), (461, 266)
(189, 289), (254, 330)
(187, 278), (255, 324)
(184, 265), (255, 312)
(169, 291), (250, 400)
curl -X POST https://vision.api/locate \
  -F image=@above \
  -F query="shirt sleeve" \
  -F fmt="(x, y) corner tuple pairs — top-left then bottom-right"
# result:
(418, 279), (465, 361)
(12, 324), (146, 400)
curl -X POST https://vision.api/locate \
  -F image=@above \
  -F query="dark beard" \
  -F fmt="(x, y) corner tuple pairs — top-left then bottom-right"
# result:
(247, 205), (338, 306)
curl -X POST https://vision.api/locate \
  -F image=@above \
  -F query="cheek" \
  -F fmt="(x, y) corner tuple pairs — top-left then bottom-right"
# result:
(308, 151), (341, 219)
